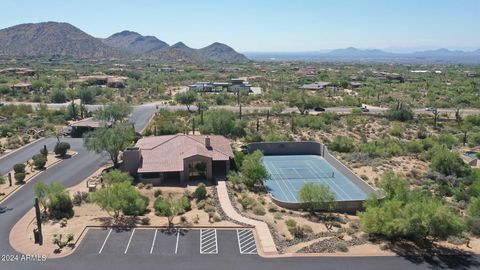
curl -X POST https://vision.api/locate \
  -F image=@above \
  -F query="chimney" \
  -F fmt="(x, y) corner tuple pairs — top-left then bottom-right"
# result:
(205, 136), (211, 149)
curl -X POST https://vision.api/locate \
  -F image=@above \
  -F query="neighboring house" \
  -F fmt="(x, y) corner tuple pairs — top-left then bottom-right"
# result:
(68, 75), (128, 88)
(301, 81), (331, 90)
(69, 117), (106, 138)
(349, 81), (363, 88)
(12, 82), (32, 91)
(123, 135), (234, 185)
(0, 68), (35, 76)
(188, 78), (261, 94)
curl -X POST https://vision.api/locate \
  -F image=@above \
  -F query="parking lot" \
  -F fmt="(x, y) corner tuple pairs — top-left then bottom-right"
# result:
(75, 228), (258, 257)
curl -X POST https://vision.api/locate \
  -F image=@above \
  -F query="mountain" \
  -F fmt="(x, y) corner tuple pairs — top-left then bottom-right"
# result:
(0, 22), (120, 58)
(198, 42), (249, 62)
(147, 41), (249, 63)
(103, 30), (169, 54)
(0, 22), (248, 62)
(246, 47), (480, 63)
(326, 47), (392, 57)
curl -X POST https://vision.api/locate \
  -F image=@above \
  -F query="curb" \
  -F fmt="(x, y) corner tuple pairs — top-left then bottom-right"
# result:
(0, 137), (45, 161)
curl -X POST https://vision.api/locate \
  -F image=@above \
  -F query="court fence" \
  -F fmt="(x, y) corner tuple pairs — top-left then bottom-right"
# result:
(246, 141), (383, 213)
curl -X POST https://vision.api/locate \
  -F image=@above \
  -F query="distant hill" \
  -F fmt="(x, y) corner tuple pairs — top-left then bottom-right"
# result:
(146, 41), (249, 63)
(0, 22), (120, 58)
(0, 22), (249, 62)
(246, 47), (480, 63)
(103, 30), (169, 54)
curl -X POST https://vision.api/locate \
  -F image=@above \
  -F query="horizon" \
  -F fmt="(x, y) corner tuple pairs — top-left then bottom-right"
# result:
(1, 0), (480, 53)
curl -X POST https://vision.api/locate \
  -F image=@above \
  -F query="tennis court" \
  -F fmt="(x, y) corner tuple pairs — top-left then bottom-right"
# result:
(262, 155), (368, 202)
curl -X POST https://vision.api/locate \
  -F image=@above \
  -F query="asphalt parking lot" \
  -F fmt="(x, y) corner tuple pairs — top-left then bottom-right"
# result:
(75, 228), (258, 258)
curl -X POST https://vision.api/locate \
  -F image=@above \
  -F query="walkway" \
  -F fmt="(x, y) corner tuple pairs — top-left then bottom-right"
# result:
(216, 181), (278, 256)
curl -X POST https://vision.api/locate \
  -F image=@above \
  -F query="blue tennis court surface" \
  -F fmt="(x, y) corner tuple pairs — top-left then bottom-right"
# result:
(262, 155), (368, 202)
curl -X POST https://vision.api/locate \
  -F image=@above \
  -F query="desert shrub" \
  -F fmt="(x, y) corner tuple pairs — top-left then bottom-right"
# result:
(0, 175), (5, 185)
(267, 203), (278, 212)
(197, 200), (206, 209)
(13, 163), (26, 174)
(153, 197), (170, 216)
(238, 196), (256, 210)
(194, 183), (207, 201)
(141, 217), (151, 225)
(385, 103), (414, 122)
(204, 204), (216, 213)
(21, 134), (30, 144)
(137, 183), (145, 189)
(72, 191), (90, 206)
(302, 225), (313, 234)
(213, 214), (222, 222)
(180, 195), (191, 212)
(252, 205), (266, 215)
(49, 192), (74, 219)
(389, 122), (405, 137)
(335, 241), (349, 252)
(60, 218), (68, 228)
(360, 139), (405, 158)
(32, 154), (47, 169)
(285, 219), (297, 228)
(329, 136), (355, 153)
(289, 226), (305, 238)
(274, 212), (283, 220)
(122, 195), (148, 216)
(54, 142), (70, 157)
(145, 183), (153, 189)
(467, 198), (480, 235)
(102, 169), (134, 185)
(14, 172), (25, 183)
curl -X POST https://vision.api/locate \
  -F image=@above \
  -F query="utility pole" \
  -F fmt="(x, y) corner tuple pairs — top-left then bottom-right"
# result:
(192, 117), (196, 135)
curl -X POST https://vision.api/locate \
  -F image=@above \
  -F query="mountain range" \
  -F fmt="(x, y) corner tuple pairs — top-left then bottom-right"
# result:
(246, 47), (480, 63)
(0, 22), (249, 63)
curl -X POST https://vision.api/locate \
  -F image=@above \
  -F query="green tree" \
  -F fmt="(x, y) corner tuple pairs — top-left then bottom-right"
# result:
(429, 146), (471, 177)
(50, 89), (67, 103)
(467, 197), (480, 235)
(328, 136), (355, 153)
(193, 183), (207, 201)
(32, 154), (47, 169)
(83, 125), (134, 167)
(34, 182), (74, 219)
(298, 183), (336, 213)
(199, 109), (246, 138)
(175, 90), (197, 111)
(154, 196), (184, 226)
(102, 169), (133, 185)
(34, 182), (49, 214)
(92, 181), (146, 219)
(288, 90), (324, 115)
(54, 142), (70, 157)
(94, 102), (133, 124)
(385, 102), (414, 122)
(79, 87), (94, 104)
(240, 150), (270, 188)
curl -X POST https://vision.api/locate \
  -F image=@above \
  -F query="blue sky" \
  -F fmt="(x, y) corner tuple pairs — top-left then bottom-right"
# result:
(1, 0), (479, 52)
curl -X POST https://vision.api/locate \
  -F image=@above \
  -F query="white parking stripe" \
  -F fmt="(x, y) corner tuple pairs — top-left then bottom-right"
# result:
(236, 229), (257, 254)
(98, 228), (112, 254)
(124, 229), (136, 254)
(150, 229), (157, 254)
(200, 229), (218, 254)
(175, 229), (180, 254)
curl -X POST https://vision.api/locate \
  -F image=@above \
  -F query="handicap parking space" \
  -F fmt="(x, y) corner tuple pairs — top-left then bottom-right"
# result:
(236, 229), (257, 255)
(75, 227), (258, 258)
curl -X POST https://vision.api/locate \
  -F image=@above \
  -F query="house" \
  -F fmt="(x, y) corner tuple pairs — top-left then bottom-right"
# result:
(69, 117), (106, 138)
(188, 78), (260, 94)
(12, 82), (32, 91)
(349, 81), (363, 88)
(0, 68), (35, 76)
(301, 81), (331, 90)
(68, 75), (128, 88)
(123, 135), (234, 185)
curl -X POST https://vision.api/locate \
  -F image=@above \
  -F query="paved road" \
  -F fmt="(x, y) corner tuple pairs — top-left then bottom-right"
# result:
(4, 100), (480, 116)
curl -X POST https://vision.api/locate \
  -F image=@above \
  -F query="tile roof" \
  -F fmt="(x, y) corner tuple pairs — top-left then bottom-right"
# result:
(136, 135), (233, 173)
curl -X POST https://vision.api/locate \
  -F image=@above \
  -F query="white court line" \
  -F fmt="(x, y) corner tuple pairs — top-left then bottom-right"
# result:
(150, 229), (157, 254)
(124, 228), (136, 254)
(264, 162), (290, 201)
(98, 228), (112, 254)
(175, 229), (180, 254)
(268, 162), (297, 201)
(306, 160), (352, 200)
